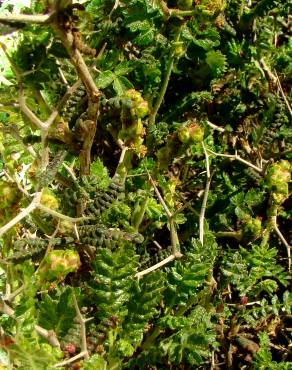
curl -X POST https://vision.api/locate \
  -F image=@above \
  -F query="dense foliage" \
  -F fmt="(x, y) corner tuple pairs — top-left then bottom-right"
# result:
(0, 0), (291, 368)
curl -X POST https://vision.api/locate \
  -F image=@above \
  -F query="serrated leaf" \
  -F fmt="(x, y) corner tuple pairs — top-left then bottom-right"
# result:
(134, 29), (155, 46)
(127, 19), (150, 33)
(114, 61), (136, 76)
(96, 70), (116, 89)
(37, 288), (75, 337)
(192, 38), (220, 51)
(82, 354), (107, 370)
(113, 76), (134, 96)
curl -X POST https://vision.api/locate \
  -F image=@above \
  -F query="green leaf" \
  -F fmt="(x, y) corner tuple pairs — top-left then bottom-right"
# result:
(89, 246), (139, 322)
(113, 76), (134, 96)
(114, 61), (136, 76)
(82, 354), (107, 370)
(192, 38), (220, 51)
(90, 157), (110, 189)
(96, 70), (116, 89)
(38, 287), (76, 337)
(134, 28), (155, 46)
(159, 306), (217, 366)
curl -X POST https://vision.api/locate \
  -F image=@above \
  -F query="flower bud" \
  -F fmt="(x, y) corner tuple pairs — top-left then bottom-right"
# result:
(125, 89), (142, 103)
(39, 250), (80, 282)
(0, 181), (20, 209)
(178, 122), (204, 143)
(135, 100), (149, 118)
(242, 217), (262, 240)
(40, 188), (59, 210)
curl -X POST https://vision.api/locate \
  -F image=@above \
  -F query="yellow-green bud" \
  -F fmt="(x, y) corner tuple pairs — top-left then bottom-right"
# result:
(178, 126), (190, 143)
(135, 100), (149, 118)
(266, 160), (291, 204)
(172, 41), (186, 58)
(189, 123), (204, 142)
(242, 217), (262, 240)
(38, 250), (80, 282)
(178, 123), (204, 143)
(125, 89), (142, 103)
(266, 160), (291, 189)
(41, 188), (59, 210)
(0, 181), (20, 209)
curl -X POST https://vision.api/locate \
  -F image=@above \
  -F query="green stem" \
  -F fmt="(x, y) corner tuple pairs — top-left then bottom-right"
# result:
(215, 231), (242, 241)
(148, 28), (182, 126)
(140, 327), (162, 351)
(169, 218), (180, 254)
(132, 197), (149, 232)
(148, 56), (174, 126)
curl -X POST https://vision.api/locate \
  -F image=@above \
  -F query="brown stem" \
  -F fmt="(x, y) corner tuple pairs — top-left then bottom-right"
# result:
(51, 24), (100, 101)
(0, 13), (54, 24)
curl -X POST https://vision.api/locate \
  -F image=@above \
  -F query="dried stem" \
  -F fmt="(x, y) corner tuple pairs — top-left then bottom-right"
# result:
(155, 0), (199, 19)
(0, 193), (90, 238)
(270, 214), (291, 271)
(35, 325), (60, 348)
(135, 172), (182, 278)
(148, 174), (172, 219)
(53, 351), (88, 368)
(0, 294), (60, 348)
(135, 253), (182, 279)
(72, 293), (89, 358)
(79, 104), (99, 175)
(0, 12), (54, 24)
(274, 70), (292, 119)
(51, 23), (99, 101)
(205, 120), (225, 132)
(0, 124), (37, 158)
(207, 148), (263, 173)
(2, 284), (24, 302)
(0, 192), (42, 238)
(200, 144), (212, 245)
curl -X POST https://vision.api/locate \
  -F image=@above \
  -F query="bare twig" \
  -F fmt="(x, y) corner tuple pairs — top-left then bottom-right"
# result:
(1, 42), (71, 133)
(200, 144), (212, 245)
(57, 63), (69, 86)
(0, 299), (15, 316)
(211, 351), (215, 370)
(274, 70), (292, 119)
(63, 161), (77, 181)
(109, 0), (120, 19)
(0, 294), (60, 348)
(155, 0), (199, 19)
(207, 148), (263, 173)
(227, 301), (261, 307)
(0, 192), (90, 238)
(270, 215), (291, 271)
(72, 293), (89, 358)
(0, 12), (54, 24)
(202, 142), (210, 178)
(135, 253), (182, 279)
(35, 325), (60, 348)
(37, 205), (91, 223)
(118, 145), (128, 165)
(0, 192), (42, 238)
(53, 351), (88, 368)
(52, 24), (100, 101)
(205, 120), (225, 132)
(135, 171), (182, 278)
(148, 174), (172, 218)
(2, 284), (24, 302)
(0, 124), (37, 158)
